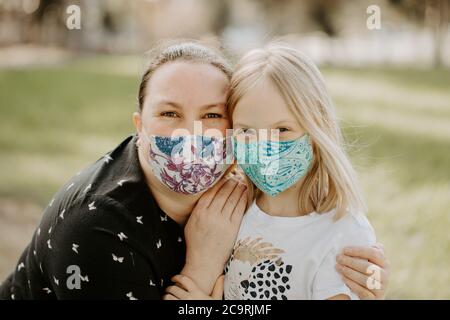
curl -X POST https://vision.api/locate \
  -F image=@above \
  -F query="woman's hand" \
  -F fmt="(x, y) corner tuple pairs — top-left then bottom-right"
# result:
(181, 176), (247, 295)
(163, 275), (224, 300)
(336, 243), (390, 299)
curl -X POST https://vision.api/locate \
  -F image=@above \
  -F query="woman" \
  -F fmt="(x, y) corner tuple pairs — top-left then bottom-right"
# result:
(0, 41), (389, 300)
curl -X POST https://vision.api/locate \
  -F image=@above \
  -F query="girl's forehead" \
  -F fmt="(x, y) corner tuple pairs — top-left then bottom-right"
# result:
(232, 88), (295, 126)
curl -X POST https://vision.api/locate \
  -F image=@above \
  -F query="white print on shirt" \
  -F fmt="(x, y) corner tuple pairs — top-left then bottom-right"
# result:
(43, 287), (52, 294)
(88, 201), (96, 211)
(118, 232), (127, 241)
(225, 236), (292, 300)
(126, 292), (137, 300)
(112, 253), (124, 263)
(103, 154), (113, 163)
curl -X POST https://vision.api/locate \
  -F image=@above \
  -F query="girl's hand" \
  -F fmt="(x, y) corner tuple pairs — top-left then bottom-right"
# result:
(181, 176), (247, 295)
(336, 243), (390, 299)
(163, 275), (225, 300)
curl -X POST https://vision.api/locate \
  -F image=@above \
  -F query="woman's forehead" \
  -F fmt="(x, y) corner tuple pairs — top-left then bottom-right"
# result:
(148, 61), (229, 93)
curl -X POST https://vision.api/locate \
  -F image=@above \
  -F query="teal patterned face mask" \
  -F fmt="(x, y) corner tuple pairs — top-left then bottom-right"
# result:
(234, 134), (313, 196)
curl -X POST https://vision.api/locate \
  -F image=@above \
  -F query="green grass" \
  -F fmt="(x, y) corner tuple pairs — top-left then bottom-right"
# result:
(0, 57), (449, 299)
(323, 66), (450, 299)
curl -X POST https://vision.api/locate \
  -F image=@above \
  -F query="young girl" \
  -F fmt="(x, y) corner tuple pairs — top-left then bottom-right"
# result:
(165, 42), (377, 300)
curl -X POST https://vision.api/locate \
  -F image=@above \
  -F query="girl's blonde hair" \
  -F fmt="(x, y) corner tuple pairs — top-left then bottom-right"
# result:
(227, 42), (366, 218)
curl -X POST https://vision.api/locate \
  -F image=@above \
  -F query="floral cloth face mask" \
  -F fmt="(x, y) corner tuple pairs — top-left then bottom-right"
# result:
(234, 134), (313, 196)
(140, 130), (232, 195)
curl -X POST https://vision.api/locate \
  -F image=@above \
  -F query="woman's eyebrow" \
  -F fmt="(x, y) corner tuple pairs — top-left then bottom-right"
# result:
(155, 100), (183, 109)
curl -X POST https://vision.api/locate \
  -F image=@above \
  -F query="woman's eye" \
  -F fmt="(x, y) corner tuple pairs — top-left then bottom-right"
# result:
(278, 127), (289, 133)
(240, 128), (257, 136)
(161, 111), (179, 118)
(204, 113), (223, 119)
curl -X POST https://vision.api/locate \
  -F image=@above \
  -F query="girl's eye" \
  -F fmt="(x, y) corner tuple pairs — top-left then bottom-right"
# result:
(278, 127), (289, 133)
(204, 113), (223, 119)
(161, 111), (179, 118)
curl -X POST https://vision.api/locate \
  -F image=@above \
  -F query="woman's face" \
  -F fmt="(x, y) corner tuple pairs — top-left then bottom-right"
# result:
(232, 78), (305, 141)
(134, 61), (230, 138)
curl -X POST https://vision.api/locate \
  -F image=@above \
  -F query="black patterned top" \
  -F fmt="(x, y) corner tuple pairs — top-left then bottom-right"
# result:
(0, 135), (186, 300)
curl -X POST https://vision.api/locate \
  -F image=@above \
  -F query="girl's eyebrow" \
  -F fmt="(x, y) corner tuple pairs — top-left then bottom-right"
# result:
(200, 103), (226, 110)
(273, 120), (297, 126)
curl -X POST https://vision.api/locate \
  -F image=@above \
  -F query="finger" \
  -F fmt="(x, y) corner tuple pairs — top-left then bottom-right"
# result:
(335, 263), (368, 288)
(222, 183), (247, 219)
(230, 190), (248, 225)
(163, 293), (179, 300)
(211, 275), (224, 300)
(165, 284), (189, 300)
(336, 254), (372, 275)
(171, 274), (198, 292)
(341, 276), (376, 300)
(196, 177), (229, 209)
(208, 179), (239, 212)
(342, 246), (386, 268)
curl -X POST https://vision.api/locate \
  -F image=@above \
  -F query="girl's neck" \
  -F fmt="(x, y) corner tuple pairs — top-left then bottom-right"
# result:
(138, 148), (201, 226)
(256, 178), (311, 217)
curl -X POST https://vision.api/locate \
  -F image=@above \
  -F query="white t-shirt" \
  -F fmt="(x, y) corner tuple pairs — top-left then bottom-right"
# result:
(224, 201), (376, 300)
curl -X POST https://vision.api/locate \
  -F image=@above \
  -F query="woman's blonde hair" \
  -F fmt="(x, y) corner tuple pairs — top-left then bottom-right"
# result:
(227, 42), (366, 218)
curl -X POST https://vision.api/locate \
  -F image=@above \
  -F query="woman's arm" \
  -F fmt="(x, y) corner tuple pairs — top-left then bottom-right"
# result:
(164, 275), (224, 300)
(336, 243), (390, 299)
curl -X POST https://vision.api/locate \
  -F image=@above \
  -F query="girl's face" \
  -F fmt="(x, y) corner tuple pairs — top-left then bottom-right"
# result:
(232, 78), (305, 141)
(134, 61), (230, 138)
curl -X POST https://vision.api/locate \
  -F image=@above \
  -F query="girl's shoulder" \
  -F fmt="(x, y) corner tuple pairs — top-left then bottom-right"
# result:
(329, 210), (376, 247)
